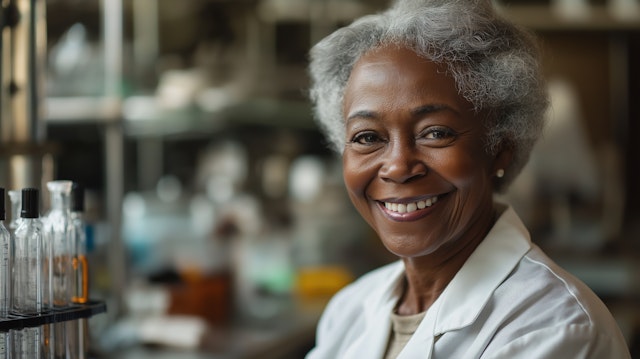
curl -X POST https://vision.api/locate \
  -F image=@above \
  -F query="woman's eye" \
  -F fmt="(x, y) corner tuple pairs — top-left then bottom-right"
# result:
(352, 132), (382, 145)
(424, 127), (454, 139)
(425, 130), (449, 139)
(420, 127), (457, 144)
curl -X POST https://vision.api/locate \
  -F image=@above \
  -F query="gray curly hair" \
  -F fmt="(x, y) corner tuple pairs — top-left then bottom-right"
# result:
(308, 0), (548, 192)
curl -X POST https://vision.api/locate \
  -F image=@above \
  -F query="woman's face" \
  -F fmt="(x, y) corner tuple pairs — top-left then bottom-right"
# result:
(342, 45), (504, 258)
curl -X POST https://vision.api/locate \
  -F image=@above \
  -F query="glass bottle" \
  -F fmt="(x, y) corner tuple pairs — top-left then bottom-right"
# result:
(11, 188), (45, 359)
(44, 180), (74, 359)
(12, 188), (43, 314)
(70, 182), (88, 305)
(68, 182), (89, 359)
(1, 188), (12, 359)
(45, 180), (74, 309)
(1, 188), (10, 317)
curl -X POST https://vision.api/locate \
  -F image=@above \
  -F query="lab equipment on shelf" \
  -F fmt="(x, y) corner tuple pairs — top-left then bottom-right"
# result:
(0, 184), (106, 358)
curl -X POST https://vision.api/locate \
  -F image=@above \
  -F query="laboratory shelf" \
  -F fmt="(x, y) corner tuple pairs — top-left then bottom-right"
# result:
(0, 301), (106, 332)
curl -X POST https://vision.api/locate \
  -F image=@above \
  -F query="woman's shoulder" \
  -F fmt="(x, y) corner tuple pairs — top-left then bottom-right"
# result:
(497, 245), (622, 330)
(310, 260), (404, 355)
(331, 260), (403, 303)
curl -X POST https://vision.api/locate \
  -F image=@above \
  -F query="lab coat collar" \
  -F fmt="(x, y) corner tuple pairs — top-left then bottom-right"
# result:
(434, 205), (532, 334)
(354, 261), (405, 357)
(354, 206), (532, 358)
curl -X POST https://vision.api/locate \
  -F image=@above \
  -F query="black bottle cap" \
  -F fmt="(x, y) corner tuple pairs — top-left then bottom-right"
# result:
(71, 182), (84, 213)
(21, 188), (40, 219)
(0, 188), (5, 220)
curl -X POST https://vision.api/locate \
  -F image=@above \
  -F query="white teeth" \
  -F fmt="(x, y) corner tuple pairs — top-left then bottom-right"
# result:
(384, 196), (439, 214)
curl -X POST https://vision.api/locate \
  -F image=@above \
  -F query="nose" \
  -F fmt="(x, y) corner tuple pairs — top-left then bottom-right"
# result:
(379, 139), (427, 184)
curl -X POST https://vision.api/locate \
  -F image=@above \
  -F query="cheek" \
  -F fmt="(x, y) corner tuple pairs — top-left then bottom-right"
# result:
(431, 148), (491, 189)
(342, 153), (369, 196)
(342, 152), (380, 214)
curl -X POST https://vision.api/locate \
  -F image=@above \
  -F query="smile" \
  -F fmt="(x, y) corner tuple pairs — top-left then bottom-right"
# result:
(383, 195), (439, 214)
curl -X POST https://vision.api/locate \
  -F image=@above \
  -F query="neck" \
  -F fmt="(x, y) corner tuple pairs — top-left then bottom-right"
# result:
(395, 206), (498, 315)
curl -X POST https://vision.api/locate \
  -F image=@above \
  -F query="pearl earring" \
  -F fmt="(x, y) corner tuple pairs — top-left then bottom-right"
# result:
(496, 169), (505, 178)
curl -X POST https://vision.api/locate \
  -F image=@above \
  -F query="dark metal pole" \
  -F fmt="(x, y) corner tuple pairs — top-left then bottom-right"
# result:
(0, 0), (47, 192)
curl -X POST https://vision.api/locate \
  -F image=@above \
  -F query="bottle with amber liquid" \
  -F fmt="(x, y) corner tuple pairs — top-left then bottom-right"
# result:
(68, 182), (89, 359)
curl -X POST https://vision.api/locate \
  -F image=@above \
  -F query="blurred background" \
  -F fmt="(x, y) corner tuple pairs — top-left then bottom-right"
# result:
(1, 0), (639, 357)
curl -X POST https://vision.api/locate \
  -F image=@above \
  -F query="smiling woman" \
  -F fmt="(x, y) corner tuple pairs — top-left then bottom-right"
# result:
(305, 0), (632, 358)
(342, 45), (500, 265)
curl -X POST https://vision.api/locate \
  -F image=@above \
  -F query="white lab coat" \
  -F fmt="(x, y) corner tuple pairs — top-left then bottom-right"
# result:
(306, 207), (631, 359)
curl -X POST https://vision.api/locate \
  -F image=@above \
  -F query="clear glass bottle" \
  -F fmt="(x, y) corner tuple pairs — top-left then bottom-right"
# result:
(44, 180), (74, 359)
(10, 190), (47, 356)
(1, 188), (11, 318)
(1, 188), (12, 359)
(45, 180), (74, 309)
(45, 181), (75, 308)
(12, 188), (43, 314)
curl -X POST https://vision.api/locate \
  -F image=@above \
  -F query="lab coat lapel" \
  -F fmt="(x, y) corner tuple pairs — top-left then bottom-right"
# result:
(433, 206), (531, 334)
(344, 263), (405, 358)
(399, 206), (530, 359)
(343, 301), (394, 358)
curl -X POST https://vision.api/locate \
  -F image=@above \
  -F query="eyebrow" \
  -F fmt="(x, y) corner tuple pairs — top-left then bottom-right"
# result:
(346, 110), (378, 122)
(410, 104), (450, 116)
